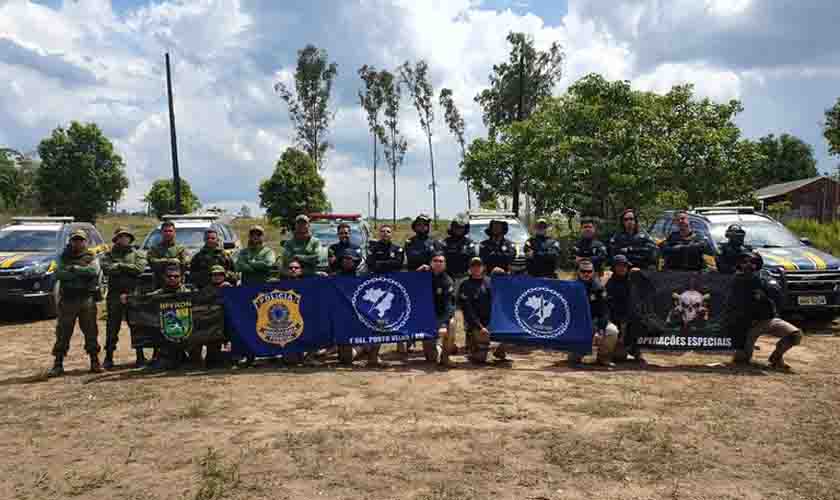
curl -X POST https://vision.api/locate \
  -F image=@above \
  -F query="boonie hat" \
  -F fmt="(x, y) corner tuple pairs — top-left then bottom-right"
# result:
(70, 229), (87, 241)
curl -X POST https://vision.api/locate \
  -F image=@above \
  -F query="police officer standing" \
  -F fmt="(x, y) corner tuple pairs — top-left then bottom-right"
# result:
(48, 229), (103, 377)
(404, 214), (442, 271)
(661, 211), (713, 271)
(100, 227), (147, 369)
(366, 225), (404, 274)
(524, 218), (562, 278)
(609, 209), (658, 270)
(236, 225), (276, 285)
(328, 223), (363, 273)
(479, 219), (517, 274)
(716, 225), (750, 274)
(573, 217), (609, 275)
(278, 215), (321, 277)
(147, 221), (188, 290)
(190, 228), (235, 288)
(442, 218), (475, 280)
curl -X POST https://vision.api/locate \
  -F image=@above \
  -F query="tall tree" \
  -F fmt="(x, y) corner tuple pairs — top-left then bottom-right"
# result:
(0, 149), (22, 210)
(400, 60), (438, 225)
(144, 179), (201, 217)
(824, 97), (840, 158)
(275, 45), (338, 170)
(35, 122), (129, 222)
(474, 32), (564, 214)
(378, 71), (407, 227)
(359, 65), (387, 224)
(753, 133), (819, 188)
(439, 88), (471, 210)
(259, 148), (329, 230)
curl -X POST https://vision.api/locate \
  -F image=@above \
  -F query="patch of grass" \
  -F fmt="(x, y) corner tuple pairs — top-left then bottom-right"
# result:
(572, 400), (626, 419)
(193, 448), (241, 500)
(416, 481), (480, 500)
(65, 467), (115, 496)
(177, 400), (210, 420)
(786, 219), (840, 256)
(493, 404), (531, 422)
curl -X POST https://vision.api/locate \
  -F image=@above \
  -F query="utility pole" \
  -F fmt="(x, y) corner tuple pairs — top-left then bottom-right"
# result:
(165, 52), (182, 215)
(513, 44), (525, 217)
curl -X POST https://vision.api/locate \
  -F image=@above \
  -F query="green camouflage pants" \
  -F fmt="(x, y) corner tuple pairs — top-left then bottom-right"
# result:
(105, 294), (127, 353)
(52, 294), (100, 357)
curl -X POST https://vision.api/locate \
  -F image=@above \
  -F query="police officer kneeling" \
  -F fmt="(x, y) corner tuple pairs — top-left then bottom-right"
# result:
(569, 259), (619, 368)
(458, 257), (507, 363)
(729, 250), (802, 370)
(424, 252), (456, 367)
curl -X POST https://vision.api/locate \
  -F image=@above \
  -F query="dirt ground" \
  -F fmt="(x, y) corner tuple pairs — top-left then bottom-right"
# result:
(1, 307), (839, 500)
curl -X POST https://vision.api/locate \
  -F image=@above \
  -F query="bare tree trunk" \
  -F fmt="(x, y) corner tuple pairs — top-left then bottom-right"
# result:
(427, 133), (437, 227)
(461, 146), (471, 211)
(392, 171), (397, 227)
(373, 133), (378, 226)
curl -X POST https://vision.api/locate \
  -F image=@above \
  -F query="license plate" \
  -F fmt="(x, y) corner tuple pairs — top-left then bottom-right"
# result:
(798, 295), (827, 306)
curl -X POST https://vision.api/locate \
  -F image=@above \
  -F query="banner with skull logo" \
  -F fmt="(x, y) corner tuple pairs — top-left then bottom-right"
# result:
(627, 271), (742, 351)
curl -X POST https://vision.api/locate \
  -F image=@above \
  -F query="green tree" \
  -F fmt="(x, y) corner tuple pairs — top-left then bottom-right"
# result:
(439, 87), (471, 210)
(358, 65), (387, 224)
(0, 149), (22, 210)
(400, 60), (439, 225)
(259, 148), (329, 229)
(275, 45), (338, 170)
(35, 122), (129, 222)
(824, 97), (840, 157)
(377, 71), (407, 226)
(144, 179), (201, 218)
(474, 32), (564, 214)
(753, 133), (818, 188)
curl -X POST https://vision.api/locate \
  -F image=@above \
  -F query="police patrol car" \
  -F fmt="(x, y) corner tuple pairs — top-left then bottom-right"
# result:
(649, 207), (840, 316)
(0, 217), (108, 317)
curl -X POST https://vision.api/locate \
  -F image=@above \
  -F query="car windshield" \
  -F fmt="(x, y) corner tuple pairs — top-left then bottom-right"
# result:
(0, 230), (60, 252)
(710, 222), (803, 248)
(143, 228), (208, 250)
(310, 225), (364, 247)
(469, 221), (529, 242)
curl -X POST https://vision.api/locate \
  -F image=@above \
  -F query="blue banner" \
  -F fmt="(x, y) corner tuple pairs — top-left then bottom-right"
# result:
(331, 273), (438, 346)
(488, 276), (594, 354)
(223, 280), (334, 357)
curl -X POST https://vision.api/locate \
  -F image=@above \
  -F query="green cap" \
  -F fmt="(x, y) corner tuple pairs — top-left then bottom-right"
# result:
(112, 226), (135, 243)
(469, 256), (483, 266)
(535, 218), (549, 227)
(295, 214), (310, 224)
(249, 225), (265, 235)
(70, 229), (87, 241)
(209, 265), (226, 274)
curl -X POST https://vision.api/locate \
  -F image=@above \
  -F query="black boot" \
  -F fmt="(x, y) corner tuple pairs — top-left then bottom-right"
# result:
(89, 354), (103, 374)
(48, 356), (64, 378)
(103, 351), (115, 370)
(135, 348), (147, 368)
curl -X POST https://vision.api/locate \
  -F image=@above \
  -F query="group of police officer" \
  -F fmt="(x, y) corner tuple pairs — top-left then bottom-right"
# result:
(46, 208), (801, 376)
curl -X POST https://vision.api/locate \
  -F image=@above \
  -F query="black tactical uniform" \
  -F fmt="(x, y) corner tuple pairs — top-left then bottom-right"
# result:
(458, 274), (494, 363)
(716, 225), (751, 274)
(366, 240), (404, 274)
(525, 234), (562, 278)
(328, 240), (363, 274)
(479, 220), (517, 273)
(442, 220), (476, 279)
(661, 230), (713, 271)
(608, 230), (658, 269)
(335, 248), (362, 277)
(404, 215), (443, 271)
(573, 237), (609, 273)
(606, 273), (631, 325)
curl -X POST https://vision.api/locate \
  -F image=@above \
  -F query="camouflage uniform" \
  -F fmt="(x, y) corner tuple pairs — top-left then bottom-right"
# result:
(100, 227), (146, 368)
(145, 279), (192, 371)
(49, 230), (101, 376)
(147, 241), (188, 290)
(190, 244), (235, 288)
(235, 244), (276, 285)
(278, 236), (321, 277)
(202, 265), (232, 368)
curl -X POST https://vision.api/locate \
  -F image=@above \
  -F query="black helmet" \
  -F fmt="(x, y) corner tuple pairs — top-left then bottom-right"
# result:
(484, 219), (509, 237)
(411, 214), (432, 232)
(725, 224), (746, 240)
(448, 218), (470, 236)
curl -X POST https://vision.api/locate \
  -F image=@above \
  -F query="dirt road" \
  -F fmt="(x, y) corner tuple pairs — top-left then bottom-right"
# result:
(1, 307), (838, 500)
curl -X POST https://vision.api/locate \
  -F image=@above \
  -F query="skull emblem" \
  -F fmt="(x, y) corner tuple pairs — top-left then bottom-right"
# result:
(667, 290), (711, 328)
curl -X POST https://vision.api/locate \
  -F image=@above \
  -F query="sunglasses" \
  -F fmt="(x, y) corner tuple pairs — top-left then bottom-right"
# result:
(579, 270), (594, 275)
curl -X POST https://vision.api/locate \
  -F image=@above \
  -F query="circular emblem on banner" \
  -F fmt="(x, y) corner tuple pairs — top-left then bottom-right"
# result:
(514, 287), (571, 338)
(352, 276), (412, 332)
(252, 289), (305, 346)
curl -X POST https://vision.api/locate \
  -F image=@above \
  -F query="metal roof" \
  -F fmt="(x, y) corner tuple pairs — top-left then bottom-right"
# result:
(753, 176), (833, 200)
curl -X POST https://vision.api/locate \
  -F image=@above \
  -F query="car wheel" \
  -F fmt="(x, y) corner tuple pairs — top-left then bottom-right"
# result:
(42, 281), (60, 319)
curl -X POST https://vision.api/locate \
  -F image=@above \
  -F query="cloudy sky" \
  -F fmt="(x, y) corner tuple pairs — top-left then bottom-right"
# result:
(2, 0), (839, 218)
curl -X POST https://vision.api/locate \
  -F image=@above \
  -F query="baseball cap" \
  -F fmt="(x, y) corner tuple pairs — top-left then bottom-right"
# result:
(612, 254), (629, 266)
(578, 259), (594, 272)
(70, 229), (87, 241)
(469, 256), (483, 266)
(209, 265), (226, 274)
(249, 225), (265, 235)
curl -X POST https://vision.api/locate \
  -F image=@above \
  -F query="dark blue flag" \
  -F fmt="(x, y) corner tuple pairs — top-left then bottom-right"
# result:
(332, 273), (438, 346)
(488, 276), (594, 354)
(223, 280), (334, 357)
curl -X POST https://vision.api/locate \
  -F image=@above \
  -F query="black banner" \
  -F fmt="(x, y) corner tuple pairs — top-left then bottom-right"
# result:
(127, 290), (226, 348)
(628, 271), (742, 351)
